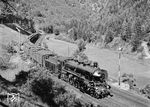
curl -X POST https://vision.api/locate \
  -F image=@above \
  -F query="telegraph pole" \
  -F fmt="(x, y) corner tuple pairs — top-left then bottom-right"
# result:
(68, 45), (69, 57)
(16, 27), (21, 52)
(118, 47), (123, 86)
(16, 27), (22, 72)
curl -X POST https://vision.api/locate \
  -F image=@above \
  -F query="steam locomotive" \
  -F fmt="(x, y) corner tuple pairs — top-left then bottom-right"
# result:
(22, 41), (112, 99)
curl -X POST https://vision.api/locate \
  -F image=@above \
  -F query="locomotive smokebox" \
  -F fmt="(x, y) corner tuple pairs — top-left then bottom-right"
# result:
(93, 62), (98, 68)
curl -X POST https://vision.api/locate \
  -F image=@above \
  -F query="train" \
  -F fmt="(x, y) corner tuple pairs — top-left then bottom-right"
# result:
(21, 40), (112, 99)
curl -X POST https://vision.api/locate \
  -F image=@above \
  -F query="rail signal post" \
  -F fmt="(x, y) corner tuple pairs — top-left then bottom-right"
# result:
(118, 47), (123, 86)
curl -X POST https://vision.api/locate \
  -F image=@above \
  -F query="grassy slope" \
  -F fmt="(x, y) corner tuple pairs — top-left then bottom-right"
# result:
(0, 24), (29, 81)
(0, 24), (25, 55)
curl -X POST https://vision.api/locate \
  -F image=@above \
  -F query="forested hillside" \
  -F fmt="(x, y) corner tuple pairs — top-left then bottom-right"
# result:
(1, 0), (150, 52)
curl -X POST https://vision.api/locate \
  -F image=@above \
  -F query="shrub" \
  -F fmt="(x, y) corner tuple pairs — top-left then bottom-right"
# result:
(15, 71), (29, 86)
(77, 39), (86, 52)
(1, 42), (17, 55)
(31, 78), (58, 107)
(140, 84), (150, 99)
(54, 29), (60, 35)
(40, 25), (53, 34)
(121, 73), (136, 89)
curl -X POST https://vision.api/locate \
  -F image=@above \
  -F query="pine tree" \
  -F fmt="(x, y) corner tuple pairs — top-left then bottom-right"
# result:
(121, 21), (132, 42)
(131, 18), (143, 51)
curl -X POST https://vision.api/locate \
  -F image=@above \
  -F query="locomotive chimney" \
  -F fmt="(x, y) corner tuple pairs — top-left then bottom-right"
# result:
(93, 62), (98, 68)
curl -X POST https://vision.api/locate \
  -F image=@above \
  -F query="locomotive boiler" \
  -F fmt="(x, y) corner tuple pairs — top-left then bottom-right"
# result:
(22, 43), (112, 99)
(60, 59), (111, 98)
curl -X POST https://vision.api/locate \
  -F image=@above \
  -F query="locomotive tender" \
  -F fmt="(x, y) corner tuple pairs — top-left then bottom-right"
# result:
(22, 41), (112, 99)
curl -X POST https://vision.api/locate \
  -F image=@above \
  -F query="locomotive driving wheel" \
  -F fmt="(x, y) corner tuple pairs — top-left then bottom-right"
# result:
(94, 92), (100, 99)
(99, 93), (102, 99)
(100, 91), (105, 98)
(103, 90), (108, 97)
(74, 80), (79, 88)
(89, 88), (95, 97)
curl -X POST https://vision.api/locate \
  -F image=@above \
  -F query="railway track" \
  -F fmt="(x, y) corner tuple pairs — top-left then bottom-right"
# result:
(111, 86), (150, 107)
(83, 93), (127, 107)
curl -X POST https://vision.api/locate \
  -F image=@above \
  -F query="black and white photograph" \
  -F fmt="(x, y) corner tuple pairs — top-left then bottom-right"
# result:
(0, 0), (150, 107)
